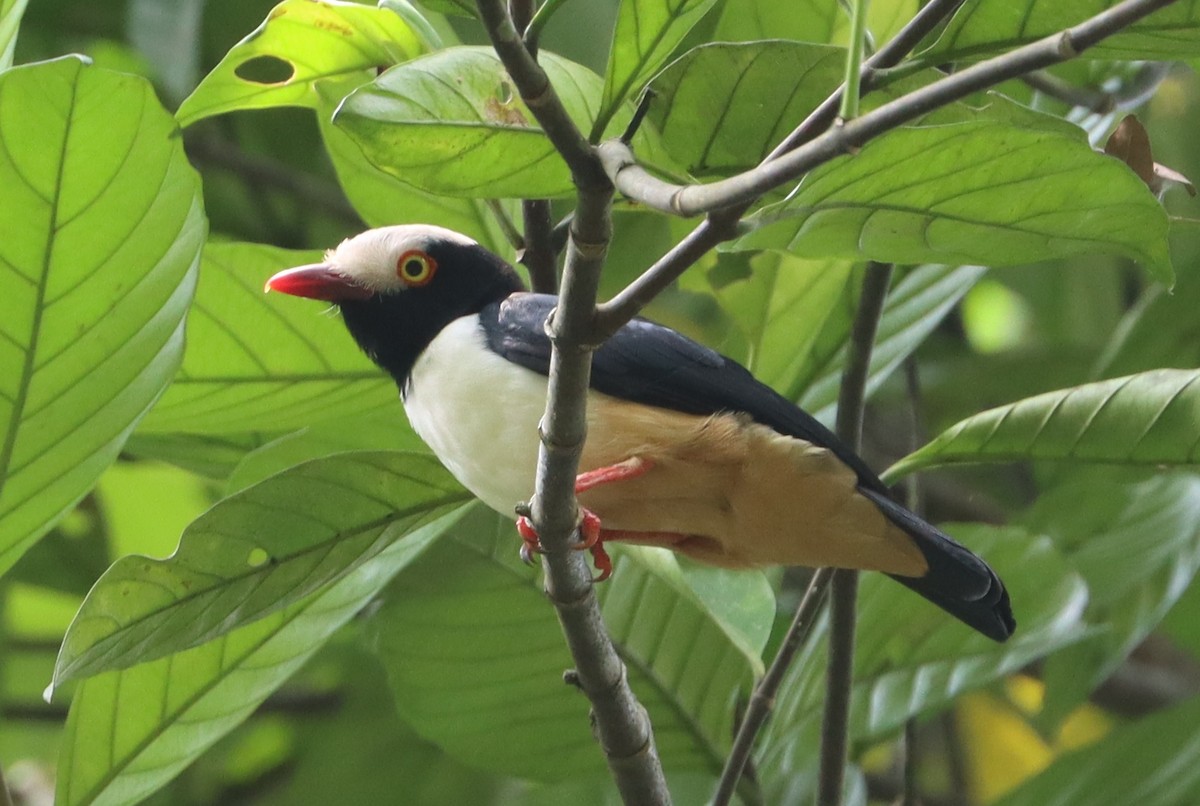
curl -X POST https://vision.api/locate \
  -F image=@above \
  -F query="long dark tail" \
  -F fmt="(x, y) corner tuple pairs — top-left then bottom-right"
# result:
(860, 488), (1015, 642)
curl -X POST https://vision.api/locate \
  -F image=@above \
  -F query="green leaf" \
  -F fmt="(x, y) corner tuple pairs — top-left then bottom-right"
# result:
(711, 0), (917, 48)
(52, 452), (470, 688)
(680, 251), (857, 393)
(886, 369), (1200, 480)
(758, 526), (1087, 799)
(735, 115), (1173, 283)
(647, 42), (845, 178)
(595, 0), (719, 138)
(1026, 472), (1200, 729)
(314, 80), (509, 252)
(925, 0), (1200, 63)
(140, 241), (395, 434)
(0, 0), (30, 70)
(224, 406), (429, 494)
(0, 57), (205, 576)
(994, 696), (1200, 806)
(54, 506), (457, 806)
(335, 46), (676, 198)
(370, 506), (763, 781)
(800, 264), (987, 419)
(175, 0), (425, 127)
(125, 432), (278, 480)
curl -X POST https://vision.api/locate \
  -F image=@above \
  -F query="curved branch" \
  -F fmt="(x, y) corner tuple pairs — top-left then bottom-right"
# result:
(599, 0), (1179, 217)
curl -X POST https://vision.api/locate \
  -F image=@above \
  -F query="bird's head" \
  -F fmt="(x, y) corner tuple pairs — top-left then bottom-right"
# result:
(266, 225), (525, 385)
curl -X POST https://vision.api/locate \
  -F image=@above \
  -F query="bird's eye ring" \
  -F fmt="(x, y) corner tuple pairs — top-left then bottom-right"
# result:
(396, 250), (437, 286)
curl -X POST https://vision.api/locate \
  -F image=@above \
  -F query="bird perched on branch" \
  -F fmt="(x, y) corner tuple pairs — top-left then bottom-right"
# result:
(267, 225), (1015, 642)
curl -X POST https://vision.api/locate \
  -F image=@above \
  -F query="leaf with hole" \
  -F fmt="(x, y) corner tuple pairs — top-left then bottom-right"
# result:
(54, 506), (457, 806)
(51, 452), (470, 689)
(175, 0), (425, 127)
(885, 369), (1200, 480)
(139, 241), (395, 434)
(0, 57), (205, 576)
(736, 114), (1173, 284)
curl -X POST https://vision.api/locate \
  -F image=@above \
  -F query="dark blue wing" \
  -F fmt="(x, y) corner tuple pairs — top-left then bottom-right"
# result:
(481, 292), (886, 493)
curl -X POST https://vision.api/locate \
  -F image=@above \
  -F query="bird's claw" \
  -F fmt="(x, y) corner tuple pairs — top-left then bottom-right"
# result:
(514, 508), (611, 581)
(516, 515), (543, 566)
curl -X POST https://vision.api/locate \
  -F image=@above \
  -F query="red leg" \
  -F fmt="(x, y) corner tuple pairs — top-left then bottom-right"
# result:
(574, 456), (654, 494)
(515, 456), (654, 580)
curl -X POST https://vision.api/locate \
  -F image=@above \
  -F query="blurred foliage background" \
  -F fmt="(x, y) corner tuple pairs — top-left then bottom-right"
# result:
(3, 0), (1200, 804)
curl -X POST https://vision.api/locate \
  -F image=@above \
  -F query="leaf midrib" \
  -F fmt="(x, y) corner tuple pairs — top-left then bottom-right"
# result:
(0, 64), (76, 510)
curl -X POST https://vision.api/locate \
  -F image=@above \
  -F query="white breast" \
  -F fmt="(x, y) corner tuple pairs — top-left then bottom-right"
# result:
(404, 315), (547, 515)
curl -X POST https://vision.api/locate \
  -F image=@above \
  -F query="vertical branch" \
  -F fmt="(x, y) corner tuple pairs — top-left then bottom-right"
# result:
(901, 358), (924, 806)
(477, 2), (670, 801)
(819, 260), (893, 805)
(508, 1), (559, 293)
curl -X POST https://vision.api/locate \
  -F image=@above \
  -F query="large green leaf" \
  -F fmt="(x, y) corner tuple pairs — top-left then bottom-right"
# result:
(52, 452), (470, 688)
(994, 696), (1200, 806)
(175, 0), (425, 127)
(1026, 472), (1200, 729)
(595, 0), (719, 138)
(314, 79), (508, 251)
(678, 250), (857, 392)
(335, 46), (674, 199)
(54, 506), (458, 806)
(886, 369), (1200, 479)
(647, 42), (845, 178)
(140, 241), (395, 434)
(925, 0), (1200, 63)
(758, 526), (1087, 801)
(224, 406), (428, 493)
(370, 506), (768, 781)
(736, 115), (1173, 283)
(0, 0), (29, 70)
(0, 57), (205, 575)
(711, 0), (917, 47)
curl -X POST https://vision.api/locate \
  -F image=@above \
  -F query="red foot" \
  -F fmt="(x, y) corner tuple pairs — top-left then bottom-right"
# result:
(513, 456), (653, 582)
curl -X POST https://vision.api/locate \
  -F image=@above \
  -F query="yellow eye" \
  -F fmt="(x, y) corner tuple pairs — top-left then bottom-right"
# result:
(396, 250), (437, 286)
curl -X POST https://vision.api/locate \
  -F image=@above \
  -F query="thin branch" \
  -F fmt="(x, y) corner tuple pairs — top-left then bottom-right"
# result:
(1023, 60), (1172, 113)
(903, 718), (921, 806)
(712, 568), (836, 806)
(485, 199), (525, 251)
(819, 263), (894, 805)
(521, 200), (559, 292)
(593, 0), (968, 336)
(477, 2), (668, 802)
(837, 0), (870, 121)
(598, 0), (1180, 217)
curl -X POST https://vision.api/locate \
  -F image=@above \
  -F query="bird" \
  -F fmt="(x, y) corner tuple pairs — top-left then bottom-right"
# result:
(266, 224), (1015, 642)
